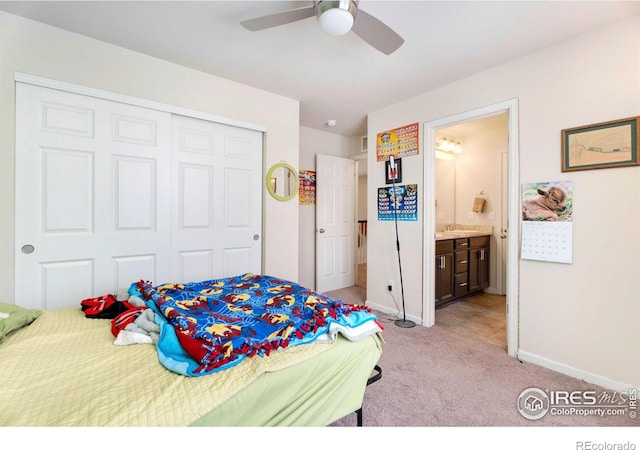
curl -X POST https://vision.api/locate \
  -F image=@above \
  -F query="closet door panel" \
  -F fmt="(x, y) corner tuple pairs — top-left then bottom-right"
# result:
(15, 84), (165, 309)
(171, 115), (263, 283)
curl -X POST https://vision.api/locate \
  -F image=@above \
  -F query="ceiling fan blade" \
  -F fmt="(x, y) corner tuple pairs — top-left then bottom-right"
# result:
(351, 8), (404, 55)
(240, 6), (316, 31)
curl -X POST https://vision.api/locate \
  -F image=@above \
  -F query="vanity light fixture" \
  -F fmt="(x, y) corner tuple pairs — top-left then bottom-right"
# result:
(436, 136), (462, 154)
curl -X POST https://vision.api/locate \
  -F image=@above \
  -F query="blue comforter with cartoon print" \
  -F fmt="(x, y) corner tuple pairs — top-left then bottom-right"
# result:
(129, 273), (380, 376)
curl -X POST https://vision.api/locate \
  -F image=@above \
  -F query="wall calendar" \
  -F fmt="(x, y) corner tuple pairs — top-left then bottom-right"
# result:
(520, 180), (573, 264)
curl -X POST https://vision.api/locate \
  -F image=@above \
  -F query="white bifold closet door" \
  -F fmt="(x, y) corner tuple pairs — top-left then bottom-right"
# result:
(15, 82), (262, 311)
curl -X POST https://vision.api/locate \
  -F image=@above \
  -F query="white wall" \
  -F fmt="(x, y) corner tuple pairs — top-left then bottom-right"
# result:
(0, 11), (300, 300)
(367, 15), (640, 388)
(298, 126), (359, 289)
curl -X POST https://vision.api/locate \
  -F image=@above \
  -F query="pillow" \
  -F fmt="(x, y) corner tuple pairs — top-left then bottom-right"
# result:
(0, 302), (41, 342)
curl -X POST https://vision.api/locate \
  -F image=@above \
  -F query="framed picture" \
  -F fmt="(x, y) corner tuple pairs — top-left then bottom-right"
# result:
(561, 116), (639, 172)
(385, 157), (402, 184)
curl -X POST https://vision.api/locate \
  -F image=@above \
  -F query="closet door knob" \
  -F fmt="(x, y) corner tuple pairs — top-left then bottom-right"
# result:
(21, 244), (35, 254)
(319, 228), (325, 233)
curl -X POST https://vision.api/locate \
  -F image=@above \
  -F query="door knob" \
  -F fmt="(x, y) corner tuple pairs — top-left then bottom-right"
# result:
(21, 244), (35, 254)
(253, 234), (260, 241)
(318, 228), (325, 233)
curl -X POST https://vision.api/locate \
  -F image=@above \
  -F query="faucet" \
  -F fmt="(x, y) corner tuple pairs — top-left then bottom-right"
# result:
(446, 223), (454, 231)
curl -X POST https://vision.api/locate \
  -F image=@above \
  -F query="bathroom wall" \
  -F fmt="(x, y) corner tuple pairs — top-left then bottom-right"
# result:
(453, 125), (507, 230)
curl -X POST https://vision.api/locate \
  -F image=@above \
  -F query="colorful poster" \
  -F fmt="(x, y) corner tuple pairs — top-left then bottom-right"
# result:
(376, 122), (419, 162)
(298, 169), (316, 205)
(377, 184), (418, 221)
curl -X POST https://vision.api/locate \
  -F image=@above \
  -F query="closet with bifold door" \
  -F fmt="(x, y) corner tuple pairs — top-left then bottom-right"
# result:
(15, 79), (263, 311)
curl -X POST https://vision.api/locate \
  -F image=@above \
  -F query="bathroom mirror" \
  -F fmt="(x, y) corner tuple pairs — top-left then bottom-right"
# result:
(435, 156), (456, 225)
(266, 162), (298, 202)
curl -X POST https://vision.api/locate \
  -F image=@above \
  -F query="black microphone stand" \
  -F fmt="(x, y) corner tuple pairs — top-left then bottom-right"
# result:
(390, 160), (416, 328)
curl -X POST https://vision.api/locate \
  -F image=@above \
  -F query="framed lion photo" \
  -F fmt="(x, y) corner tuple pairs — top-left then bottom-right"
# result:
(561, 116), (640, 172)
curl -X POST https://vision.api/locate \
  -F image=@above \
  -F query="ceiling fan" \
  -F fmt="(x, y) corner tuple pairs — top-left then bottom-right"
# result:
(240, 1), (404, 55)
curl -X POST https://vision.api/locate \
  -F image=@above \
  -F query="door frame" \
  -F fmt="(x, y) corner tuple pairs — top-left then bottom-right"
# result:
(422, 98), (520, 357)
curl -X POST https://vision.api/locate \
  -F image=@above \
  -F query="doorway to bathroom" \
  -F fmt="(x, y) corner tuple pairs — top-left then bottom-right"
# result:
(423, 99), (520, 357)
(433, 114), (508, 348)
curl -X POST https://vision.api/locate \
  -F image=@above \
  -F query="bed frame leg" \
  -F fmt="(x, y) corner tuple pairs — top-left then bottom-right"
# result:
(354, 364), (382, 426)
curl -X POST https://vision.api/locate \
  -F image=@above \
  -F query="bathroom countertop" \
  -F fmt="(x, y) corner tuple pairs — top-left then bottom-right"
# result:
(434, 229), (493, 240)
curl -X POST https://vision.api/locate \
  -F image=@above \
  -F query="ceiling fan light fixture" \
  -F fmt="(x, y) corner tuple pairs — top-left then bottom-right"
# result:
(315, 1), (358, 36)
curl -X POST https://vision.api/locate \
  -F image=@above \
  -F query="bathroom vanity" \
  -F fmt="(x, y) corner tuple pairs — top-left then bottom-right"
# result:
(435, 231), (490, 309)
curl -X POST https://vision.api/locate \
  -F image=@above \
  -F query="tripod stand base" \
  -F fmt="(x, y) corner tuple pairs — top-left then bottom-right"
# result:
(394, 319), (416, 328)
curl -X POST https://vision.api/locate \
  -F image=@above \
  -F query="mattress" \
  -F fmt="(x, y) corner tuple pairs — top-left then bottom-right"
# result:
(0, 307), (382, 426)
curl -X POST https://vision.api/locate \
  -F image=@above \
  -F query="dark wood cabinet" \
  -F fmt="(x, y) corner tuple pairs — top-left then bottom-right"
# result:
(435, 240), (454, 306)
(436, 235), (490, 309)
(453, 238), (469, 298)
(454, 249), (469, 298)
(468, 236), (490, 293)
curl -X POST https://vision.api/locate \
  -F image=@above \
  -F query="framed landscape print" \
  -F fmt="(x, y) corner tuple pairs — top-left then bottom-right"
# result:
(561, 117), (639, 172)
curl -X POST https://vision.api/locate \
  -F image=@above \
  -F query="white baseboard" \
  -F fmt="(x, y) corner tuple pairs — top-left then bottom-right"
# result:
(517, 349), (638, 393)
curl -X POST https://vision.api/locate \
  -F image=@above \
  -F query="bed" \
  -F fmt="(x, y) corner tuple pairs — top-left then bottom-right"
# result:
(0, 273), (382, 426)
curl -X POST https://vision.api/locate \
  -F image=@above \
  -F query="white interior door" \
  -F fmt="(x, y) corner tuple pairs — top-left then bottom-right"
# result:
(315, 154), (355, 292)
(15, 82), (262, 310)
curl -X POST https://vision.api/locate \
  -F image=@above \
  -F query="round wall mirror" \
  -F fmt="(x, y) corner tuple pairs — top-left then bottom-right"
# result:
(266, 162), (298, 202)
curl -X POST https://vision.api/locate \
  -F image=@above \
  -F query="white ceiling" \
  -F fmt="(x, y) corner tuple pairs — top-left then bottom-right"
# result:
(2, 1), (640, 137)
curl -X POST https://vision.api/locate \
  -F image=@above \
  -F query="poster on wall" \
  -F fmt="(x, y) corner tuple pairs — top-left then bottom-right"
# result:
(376, 122), (419, 162)
(520, 180), (573, 264)
(377, 184), (418, 221)
(298, 169), (316, 205)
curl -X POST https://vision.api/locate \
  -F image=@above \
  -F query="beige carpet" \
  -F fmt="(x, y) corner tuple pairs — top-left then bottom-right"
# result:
(329, 308), (637, 427)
